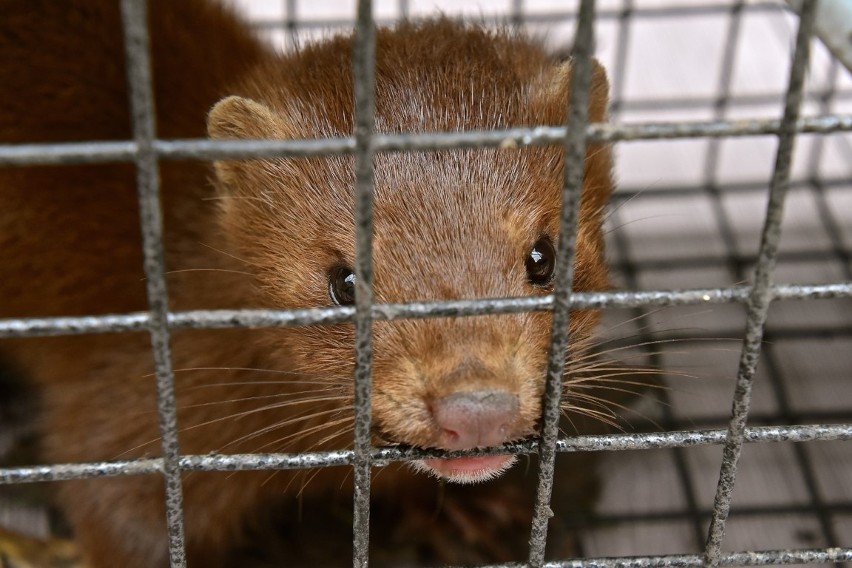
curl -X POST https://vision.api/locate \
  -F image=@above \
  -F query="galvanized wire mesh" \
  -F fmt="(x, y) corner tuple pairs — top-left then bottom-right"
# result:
(0, 0), (851, 567)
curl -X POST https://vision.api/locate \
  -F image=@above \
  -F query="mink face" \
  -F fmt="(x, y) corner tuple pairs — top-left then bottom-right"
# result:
(208, 21), (614, 483)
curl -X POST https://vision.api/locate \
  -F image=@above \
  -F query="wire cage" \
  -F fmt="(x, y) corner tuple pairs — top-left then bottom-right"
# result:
(0, 0), (851, 567)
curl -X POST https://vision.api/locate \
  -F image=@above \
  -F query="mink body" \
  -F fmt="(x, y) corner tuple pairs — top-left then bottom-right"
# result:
(0, 1), (613, 566)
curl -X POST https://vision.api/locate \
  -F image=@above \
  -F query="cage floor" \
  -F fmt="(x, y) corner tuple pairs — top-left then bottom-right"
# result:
(1, 0), (850, 565)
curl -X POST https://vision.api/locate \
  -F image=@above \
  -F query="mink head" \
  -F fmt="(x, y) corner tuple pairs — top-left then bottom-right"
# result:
(207, 21), (613, 482)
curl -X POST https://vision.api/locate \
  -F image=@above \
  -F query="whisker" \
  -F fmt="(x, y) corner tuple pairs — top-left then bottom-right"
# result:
(603, 213), (687, 237)
(154, 366), (333, 380)
(314, 424), (354, 448)
(297, 466), (328, 499)
(118, 396), (349, 459)
(281, 469), (307, 495)
(573, 386), (673, 417)
(182, 379), (344, 390)
(177, 392), (347, 411)
(217, 408), (347, 453)
(247, 415), (354, 455)
(197, 241), (261, 268)
(276, 417), (354, 452)
(163, 268), (255, 277)
(593, 308), (737, 344)
(562, 412), (580, 436)
(592, 305), (676, 336)
(569, 376), (671, 391)
(567, 393), (620, 418)
(193, 393), (345, 428)
(568, 368), (693, 383)
(604, 183), (655, 224)
(567, 389), (665, 429)
(573, 387), (671, 416)
(569, 360), (666, 373)
(336, 465), (354, 492)
(575, 336), (737, 364)
(563, 407), (622, 431)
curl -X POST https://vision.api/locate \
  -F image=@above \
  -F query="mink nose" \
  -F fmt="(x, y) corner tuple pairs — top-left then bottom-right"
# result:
(432, 390), (520, 450)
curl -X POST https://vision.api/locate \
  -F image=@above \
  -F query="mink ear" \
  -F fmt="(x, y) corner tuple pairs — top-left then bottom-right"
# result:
(207, 95), (285, 140)
(207, 96), (291, 190)
(540, 58), (610, 123)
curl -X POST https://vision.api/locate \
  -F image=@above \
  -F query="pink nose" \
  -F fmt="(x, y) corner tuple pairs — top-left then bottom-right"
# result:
(431, 390), (519, 450)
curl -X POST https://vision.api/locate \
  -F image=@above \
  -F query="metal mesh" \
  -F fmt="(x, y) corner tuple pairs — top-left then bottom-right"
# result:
(1, 0), (851, 567)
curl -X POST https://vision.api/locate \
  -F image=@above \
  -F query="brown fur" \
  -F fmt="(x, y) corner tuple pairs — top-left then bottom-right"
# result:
(0, 2), (613, 566)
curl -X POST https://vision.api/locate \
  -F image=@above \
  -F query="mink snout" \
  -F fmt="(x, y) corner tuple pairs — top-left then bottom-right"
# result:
(431, 390), (520, 450)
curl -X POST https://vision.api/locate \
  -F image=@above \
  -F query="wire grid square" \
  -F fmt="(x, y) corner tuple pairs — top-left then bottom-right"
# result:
(0, 0), (851, 566)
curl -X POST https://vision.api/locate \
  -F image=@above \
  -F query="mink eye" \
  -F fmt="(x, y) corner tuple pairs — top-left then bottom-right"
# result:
(328, 264), (356, 305)
(525, 237), (556, 286)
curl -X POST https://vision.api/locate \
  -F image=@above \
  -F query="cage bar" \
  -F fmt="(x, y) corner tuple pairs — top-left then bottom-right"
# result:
(2, 115), (851, 166)
(529, 1), (597, 563)
(3, 423), (848, 485)
(350, 0), (377, 565)
(1, 282), (850, 339)
(703, 2), (818, 565)
(118, 0), (187, 566)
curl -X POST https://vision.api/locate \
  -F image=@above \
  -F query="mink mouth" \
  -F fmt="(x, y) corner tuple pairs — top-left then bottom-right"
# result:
(413, 454), (517, 484)
(372, 430), (525, 484)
